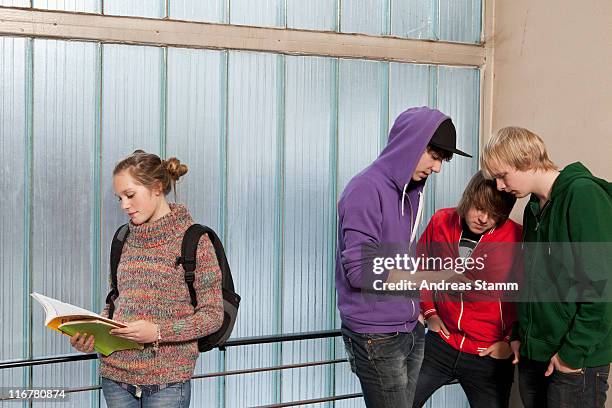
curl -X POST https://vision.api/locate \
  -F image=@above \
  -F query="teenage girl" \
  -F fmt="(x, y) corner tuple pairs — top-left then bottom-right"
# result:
(70, 150), (224, 408)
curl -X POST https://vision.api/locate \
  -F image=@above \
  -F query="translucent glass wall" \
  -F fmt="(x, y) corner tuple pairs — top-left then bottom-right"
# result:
(32, 0), (98, 13)
(31, 38), (99, 408)
(166, 47), (226, 406)
(282, 56), (337, 404)
(8, 0), (481, 43)
(0, 0), (29, 6)
(0, 36), (479, 406)
(0, 35), (28, 400)
(104, 0), (164, 18)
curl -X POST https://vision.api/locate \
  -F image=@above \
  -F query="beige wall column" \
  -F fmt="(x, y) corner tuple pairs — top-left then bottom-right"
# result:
(492, 0), (612, 187)
(479, 0), (495, 155)
(493, 1), (612, 406)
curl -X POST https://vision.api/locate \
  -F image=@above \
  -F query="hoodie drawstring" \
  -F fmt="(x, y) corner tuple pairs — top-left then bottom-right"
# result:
(410, 191), (424, 245)
(402, 184), (424, 245)
(401, 183), (408, 217)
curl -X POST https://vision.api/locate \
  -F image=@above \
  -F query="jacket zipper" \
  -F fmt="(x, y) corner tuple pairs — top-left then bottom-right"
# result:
(457, 292), (464, 331)
(455, 228), (484, 336)
(526, 200), (552, 347)
(534, 200), (552, 231)
(499, 299), (505, 337)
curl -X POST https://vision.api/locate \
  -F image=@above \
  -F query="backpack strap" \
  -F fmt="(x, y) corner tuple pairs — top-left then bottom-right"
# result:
(177, 224), (207, 308)
(206, 227), (234, 293)
(177, 224), (234, 308)
(106, 223), (129, 319)
(176, 224), (239, 352)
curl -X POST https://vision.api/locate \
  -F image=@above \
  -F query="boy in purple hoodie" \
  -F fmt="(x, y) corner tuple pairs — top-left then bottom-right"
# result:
(337, 106), (472, 407)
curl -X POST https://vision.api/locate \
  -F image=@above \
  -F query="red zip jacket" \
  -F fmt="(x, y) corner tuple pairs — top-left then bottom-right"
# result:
(419, 208), (522, 354)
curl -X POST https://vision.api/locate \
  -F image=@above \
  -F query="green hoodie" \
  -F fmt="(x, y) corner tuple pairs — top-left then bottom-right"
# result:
(517, 162), (612, 368)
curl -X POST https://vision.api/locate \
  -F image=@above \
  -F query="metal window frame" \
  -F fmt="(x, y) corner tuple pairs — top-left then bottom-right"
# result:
(0, 7), (484, 66)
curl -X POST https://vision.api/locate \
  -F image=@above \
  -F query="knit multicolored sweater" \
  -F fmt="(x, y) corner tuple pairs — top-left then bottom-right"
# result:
(100, 203), (223, 385)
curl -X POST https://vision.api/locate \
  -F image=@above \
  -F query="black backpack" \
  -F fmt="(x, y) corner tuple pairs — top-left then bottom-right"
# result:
(105, 223), (240, 352)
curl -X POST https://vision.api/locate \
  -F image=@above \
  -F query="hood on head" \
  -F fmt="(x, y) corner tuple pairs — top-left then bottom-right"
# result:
(373, 106), (450, 191)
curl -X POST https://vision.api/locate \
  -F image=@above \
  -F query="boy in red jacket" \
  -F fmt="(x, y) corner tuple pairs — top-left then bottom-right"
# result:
(413, 171), (522, 408)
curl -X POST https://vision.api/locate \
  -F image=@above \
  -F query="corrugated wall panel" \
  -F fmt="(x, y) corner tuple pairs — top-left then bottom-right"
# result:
(391, 0), (434, 40)
(281, 338), (332, 406)
(281, 55), (336, 404)
(224, 51), (280, 407)
(389, 63), (432, 121)
(426, 383), (469, 408)
(0, 36), (28, 395)
(30, 39), (98, 408)
(341, 0), (390, 35)
(169, 0), (225, 23)
(99, 44), (163, 314)
(230, 0), (283, 28)
(431, 66), (479, 210)
(166, 48), (224, 233)
(104, 0), (164, 18)
(0, 0), (29, 6)
(337, 59), (388, 192)
(165, 47), (226, 407)
(439, 0), (482, 43)
(286, 0), (337, 31)
(33, 0), (99, 13)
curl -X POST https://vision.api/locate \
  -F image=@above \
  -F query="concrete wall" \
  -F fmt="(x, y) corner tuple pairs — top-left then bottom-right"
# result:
(492, 0), (611, 177)
(492, 0), (612, 220)
(492, 0), (612, 406)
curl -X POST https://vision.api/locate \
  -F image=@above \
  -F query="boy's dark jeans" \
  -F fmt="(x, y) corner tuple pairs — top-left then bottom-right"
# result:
(413, 331), (514, 408)
(519, 357), (610, 408)
(341, 322), (425, 408)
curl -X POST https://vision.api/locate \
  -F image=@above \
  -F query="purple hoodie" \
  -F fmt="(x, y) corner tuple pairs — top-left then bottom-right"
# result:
(336, 107), (450, 333)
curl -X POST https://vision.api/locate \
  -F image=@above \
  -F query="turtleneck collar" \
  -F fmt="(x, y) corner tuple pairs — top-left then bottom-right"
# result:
(127, 203), (193, 248)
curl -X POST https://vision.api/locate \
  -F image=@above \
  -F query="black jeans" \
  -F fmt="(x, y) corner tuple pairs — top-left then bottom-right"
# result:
(519, 357), (610, 408)
(413, 331), (514, 408)
(341, 322), (425, 408)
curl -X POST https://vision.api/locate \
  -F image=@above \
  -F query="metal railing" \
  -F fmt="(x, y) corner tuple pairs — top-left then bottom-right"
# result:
(0, 329), (365, 406)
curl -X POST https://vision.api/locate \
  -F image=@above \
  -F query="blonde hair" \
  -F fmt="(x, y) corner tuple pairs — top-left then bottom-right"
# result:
(113, 150), (188, 195)
(481, 127), (557, 178)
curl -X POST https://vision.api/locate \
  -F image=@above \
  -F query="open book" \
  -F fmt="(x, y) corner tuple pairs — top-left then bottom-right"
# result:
(31, 292), (143, 356)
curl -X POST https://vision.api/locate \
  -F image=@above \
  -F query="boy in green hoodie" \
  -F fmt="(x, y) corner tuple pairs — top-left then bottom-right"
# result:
(481, 126), (612, 408)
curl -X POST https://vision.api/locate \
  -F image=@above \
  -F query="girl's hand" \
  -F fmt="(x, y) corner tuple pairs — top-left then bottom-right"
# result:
(70, 332), (95, 353)
(110, 320), (159, 344)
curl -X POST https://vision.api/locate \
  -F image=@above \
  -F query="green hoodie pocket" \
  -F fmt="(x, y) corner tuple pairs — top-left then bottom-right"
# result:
(527, 302), (573, 346)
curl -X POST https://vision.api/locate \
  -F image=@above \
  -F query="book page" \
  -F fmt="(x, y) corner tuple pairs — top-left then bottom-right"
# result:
(31, 292), (103, 326)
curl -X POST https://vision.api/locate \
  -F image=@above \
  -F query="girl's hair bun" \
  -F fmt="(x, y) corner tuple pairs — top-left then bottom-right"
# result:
(164, 157), (188, 181)
(114, 151), (188, 196)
